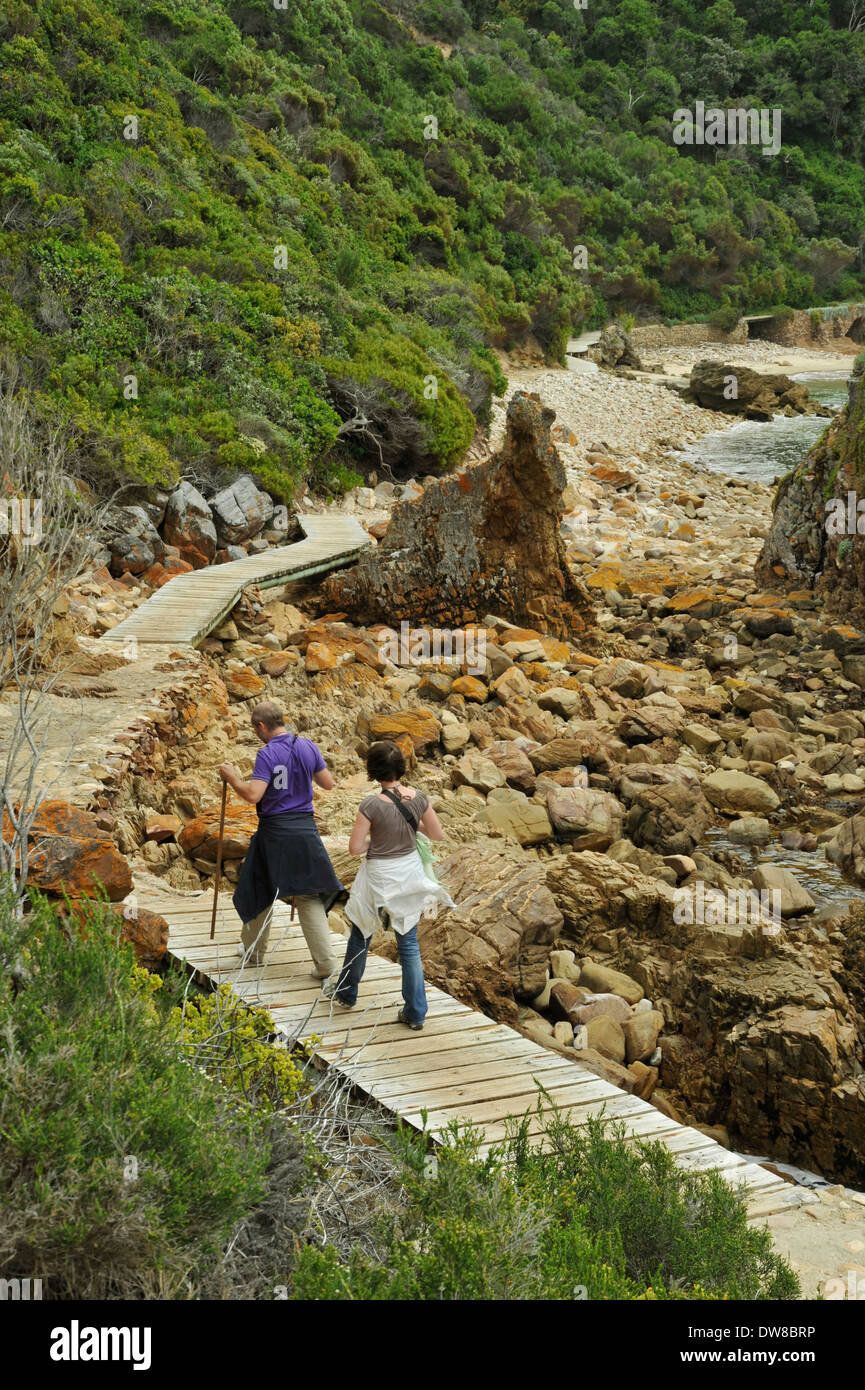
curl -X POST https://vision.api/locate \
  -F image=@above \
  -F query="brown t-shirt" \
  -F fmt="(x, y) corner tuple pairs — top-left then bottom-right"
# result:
(359, 789), (430, 860)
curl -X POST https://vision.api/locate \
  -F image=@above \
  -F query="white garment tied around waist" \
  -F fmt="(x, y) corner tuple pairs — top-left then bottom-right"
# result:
(346, 849), (455, 939)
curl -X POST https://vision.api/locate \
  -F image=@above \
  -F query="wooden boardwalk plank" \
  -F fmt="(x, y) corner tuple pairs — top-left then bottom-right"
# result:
(101, 515), (371, 647)
(141, 876), (811, 1215)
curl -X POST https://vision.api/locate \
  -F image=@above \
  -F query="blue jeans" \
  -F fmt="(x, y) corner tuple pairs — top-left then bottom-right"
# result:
(335, 921), (427, 1024)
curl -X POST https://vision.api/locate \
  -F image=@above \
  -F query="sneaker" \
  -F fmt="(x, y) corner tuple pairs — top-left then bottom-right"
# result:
(237, 944), (264, 967)
(397, 1008), (424, 1031)
(310, 964), (336, 980)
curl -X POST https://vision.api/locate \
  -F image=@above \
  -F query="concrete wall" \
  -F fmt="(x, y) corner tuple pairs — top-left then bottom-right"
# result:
(631, 319), (748, 349)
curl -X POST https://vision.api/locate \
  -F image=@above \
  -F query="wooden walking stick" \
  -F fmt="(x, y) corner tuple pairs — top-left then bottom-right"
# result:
(210, 780), (229, 940)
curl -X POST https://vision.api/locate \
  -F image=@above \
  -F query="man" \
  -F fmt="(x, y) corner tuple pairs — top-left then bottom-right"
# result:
(218, 701), (344, 975)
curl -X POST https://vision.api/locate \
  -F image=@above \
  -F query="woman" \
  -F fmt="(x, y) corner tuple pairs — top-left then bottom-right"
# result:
(326, 740), (454, 1029)
(220, 701), (344, 975)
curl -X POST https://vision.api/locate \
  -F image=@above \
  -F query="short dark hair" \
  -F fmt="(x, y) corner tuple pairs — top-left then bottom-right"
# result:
(367, 740), (405, 782)
(251, 701), (284, 730)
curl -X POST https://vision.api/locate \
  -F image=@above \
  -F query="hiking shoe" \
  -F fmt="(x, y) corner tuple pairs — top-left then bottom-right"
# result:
(397, 1008), (424, 1031)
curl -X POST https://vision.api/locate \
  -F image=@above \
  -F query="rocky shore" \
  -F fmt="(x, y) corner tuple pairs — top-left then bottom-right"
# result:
(7, 344), (865, 1295)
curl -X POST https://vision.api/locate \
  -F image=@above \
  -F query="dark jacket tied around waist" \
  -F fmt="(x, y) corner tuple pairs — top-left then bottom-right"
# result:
(232, 812), (345, 923)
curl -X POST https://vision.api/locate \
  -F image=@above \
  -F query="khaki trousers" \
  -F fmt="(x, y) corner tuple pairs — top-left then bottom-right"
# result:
(241, 894), (336, 975)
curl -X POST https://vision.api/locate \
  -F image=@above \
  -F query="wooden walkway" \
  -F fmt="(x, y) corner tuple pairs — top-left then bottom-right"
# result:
(137, 880), (808, 1220)
(102, 514), (371, 647)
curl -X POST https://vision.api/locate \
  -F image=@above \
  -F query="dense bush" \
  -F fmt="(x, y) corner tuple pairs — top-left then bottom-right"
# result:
(1, 0), (863, 499)
(291, 1107), (800, 1300)
(0, 891), (288, 1298)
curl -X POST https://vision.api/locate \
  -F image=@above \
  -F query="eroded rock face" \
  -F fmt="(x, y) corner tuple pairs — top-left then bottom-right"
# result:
(666, 953), (865, 1186)
(321, 392), (596, 639)
(420, 846), (564, 1022)
(757, 359), (865, 619)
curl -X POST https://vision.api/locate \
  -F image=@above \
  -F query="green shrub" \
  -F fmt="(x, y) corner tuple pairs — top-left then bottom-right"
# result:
(292, 1105), (799, 1301)
(0, 892), (269, 1298)
(710, 302), (743, 333)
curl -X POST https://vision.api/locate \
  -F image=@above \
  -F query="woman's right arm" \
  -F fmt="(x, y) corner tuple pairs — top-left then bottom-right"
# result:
(418, 803), (445, 841)
(348, 811), (372, 856)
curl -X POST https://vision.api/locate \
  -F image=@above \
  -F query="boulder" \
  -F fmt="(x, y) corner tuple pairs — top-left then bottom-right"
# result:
(162, 482), (217, 569)
(579, 961), (644, 1004)
(357, 709), (442, 754)
(570, 993), (632, 1027)
(548, 981), (585, 1022)
(529, 736), (599, 774)
(210, 475), (274, 544)
(689, 361), (825, 419)
(144, 814), (182, 843)
(321, 391), (596, 639)
(752, 864), (815, 918)
(490, 665), (533, 702)
(479, 787), (553, 846)
(623, 1010), (664, 1064)
(728, 816), (772, 844)
(618, 698), (685, 742)
(591, 324), (642, 370)
(585, 1016), (626, 1063)
(547, 851), (673, 940)
(486, 741), (536, 793)
(537, 686), (585, 718)
(118, 903), (169, 971)
(826, 812), (865, 884)
(702, 769), (780, 815)
(452, 674), (488, 702)
(420, 847), (564, 1020)
(451, 752), (506, 795)
(106, 506), (166, 576)
(625, 782), (712, 857)
(549, 948), (581, 983)
(546, 785), (624, 850)
(178, 803), (259, 862)
(10, 800), (132, 901)
(224, 666), (266, 700)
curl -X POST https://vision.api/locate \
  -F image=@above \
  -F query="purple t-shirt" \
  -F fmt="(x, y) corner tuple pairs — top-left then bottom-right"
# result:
(252, 734), (325, 815)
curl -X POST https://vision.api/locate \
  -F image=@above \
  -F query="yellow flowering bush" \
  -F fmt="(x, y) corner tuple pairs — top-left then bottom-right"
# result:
(173, 985), (314, 1114)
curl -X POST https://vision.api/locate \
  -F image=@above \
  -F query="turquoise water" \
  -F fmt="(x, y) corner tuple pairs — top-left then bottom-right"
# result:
(681, 372), (851, 485)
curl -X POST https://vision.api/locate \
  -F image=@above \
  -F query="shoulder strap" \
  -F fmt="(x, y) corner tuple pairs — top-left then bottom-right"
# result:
(380, 787), (420, 833)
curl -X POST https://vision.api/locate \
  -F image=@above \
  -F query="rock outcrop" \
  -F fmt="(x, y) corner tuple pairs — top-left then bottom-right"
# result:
(416, 846), (564, 1023)
(321, 392), (596, 639)
(689, 360), (833, 420)
(590, 323), (643, 371)
(757, 357), (865, 625)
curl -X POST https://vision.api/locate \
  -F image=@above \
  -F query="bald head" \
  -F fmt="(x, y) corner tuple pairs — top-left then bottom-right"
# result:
(251, 701), (285, 733)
